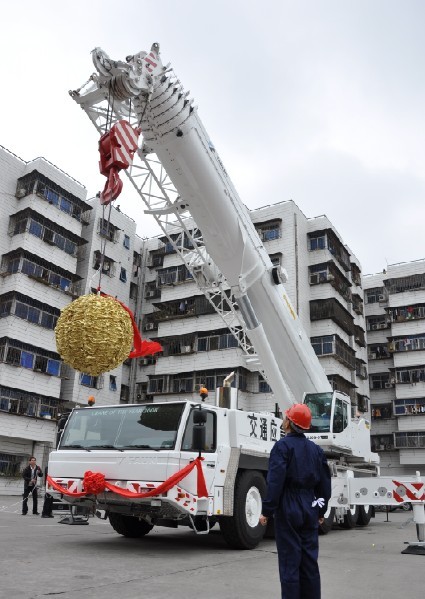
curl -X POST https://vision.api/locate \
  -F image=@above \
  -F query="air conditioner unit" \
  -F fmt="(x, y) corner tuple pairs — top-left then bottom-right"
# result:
(146, 323), (155, 330)
(384, 382), (393, 389)
(327, 274), (335, 282)
(139, 358), (149, 366)
(181, 346), (191, 353)
(378, 294), (386, 302)
(378, 323), (387, 329)
(147, 290), (156, 298)
(368, 353), (376, 360)
(16, 188), (26, 198)
(371, 324), (378, 330)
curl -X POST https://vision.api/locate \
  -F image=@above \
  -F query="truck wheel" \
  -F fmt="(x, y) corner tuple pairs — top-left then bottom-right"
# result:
(319, 507), (335, 535)
(108, 513), (153, 538)
(340, 505), (359, 529)
(357, 505), (372, 526)
(220, 470), (266, 550)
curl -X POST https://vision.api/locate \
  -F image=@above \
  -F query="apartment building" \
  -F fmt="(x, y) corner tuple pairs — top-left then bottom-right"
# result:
(136, 200), (369, 417)
(0, 146), (142, 493)
(60, 198), (140, 408)
(364, 260), (425, 475)
(0, 146), (91, 493)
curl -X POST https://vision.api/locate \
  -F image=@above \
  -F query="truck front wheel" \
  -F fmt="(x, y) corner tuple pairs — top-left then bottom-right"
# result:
(220, 470), (266, 550)
(108, 513), (153, 538)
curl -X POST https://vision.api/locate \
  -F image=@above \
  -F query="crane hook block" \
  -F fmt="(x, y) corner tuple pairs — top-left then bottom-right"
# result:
(98, 120), (141, 205)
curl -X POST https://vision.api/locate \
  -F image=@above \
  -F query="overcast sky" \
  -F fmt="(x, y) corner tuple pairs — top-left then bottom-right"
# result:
(1, 0), (424, 275)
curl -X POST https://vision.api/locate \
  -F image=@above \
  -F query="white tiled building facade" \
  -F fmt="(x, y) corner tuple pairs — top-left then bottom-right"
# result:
(136, 201), (369, 418)
(364, 260), (425, 475)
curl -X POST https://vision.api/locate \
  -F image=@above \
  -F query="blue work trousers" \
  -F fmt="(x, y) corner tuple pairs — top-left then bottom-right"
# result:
(274, 501), (321, 599)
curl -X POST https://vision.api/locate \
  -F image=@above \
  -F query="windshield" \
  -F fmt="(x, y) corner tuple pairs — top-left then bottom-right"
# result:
(59, 404), (185, 450)
(304, 392), (333, 433)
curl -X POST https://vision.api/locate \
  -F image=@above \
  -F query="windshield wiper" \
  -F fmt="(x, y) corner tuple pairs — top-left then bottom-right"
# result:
(91, 444), (124, 452)
(127, 444), (160, 451)
(62, 444), (91, 452)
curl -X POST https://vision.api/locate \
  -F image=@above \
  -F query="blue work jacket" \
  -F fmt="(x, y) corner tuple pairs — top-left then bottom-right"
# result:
(262, 432), (332, 519)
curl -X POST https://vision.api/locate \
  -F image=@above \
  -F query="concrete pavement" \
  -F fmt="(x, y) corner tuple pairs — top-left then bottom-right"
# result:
(0, 495), (423, 599)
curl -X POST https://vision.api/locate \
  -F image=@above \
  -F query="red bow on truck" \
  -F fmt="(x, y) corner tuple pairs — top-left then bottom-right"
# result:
(98, 120), (141, 205)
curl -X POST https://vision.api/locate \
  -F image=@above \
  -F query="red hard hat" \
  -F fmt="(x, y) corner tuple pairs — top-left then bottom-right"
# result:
(285, 404), (312, 430)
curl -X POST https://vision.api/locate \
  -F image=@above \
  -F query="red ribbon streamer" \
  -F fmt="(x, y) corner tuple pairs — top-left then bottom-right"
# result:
(47, 456), (208, 499)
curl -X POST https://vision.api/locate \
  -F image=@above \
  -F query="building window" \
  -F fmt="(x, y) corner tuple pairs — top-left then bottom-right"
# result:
(157, 265), (193, 286)
(80, 373), (103, 389)
(371, 435), (394, 452)
(119, 268), (127, 283)
(256, 221), (281, 242)
(109, 375), (117, 391)
(172, 375), (194, 393)
(120, 385), (130, 403)
(197, 331), (238, 352)
(98, 218), (119, 242)
(93, 252), (114, 276)
(0, 453), (25, 477)
(371, 403), (392, 419)
(309, 263), (329, 284)
(395, 367), (425, 384)
(123, 235), (130, 249)
(369, 373), (392, 390)
(311, 335), (334, 355)
(394, 432), (425, 449)
(0, 385), (59, 419)
(308, 233), (326, 251)
(394, 398), (425, 415)
(259, 376), (272, 393)
(365, 288), (384, 304)
(148, 377), (166, 393)
(0, 339), (61, 377)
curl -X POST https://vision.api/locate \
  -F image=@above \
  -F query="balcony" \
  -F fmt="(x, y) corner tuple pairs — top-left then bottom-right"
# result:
(308, 229), (351, 271)
(310, 298), (355, 336)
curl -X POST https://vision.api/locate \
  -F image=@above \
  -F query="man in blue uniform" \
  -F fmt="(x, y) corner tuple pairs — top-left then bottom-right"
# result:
(259, 404), (331, 599)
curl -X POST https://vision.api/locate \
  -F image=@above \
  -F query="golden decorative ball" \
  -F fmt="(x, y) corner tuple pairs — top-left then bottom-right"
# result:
(55, 294), (133, 376)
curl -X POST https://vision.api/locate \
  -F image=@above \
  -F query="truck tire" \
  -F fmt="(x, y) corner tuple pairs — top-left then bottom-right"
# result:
(319, 507), (335, 535)
(340, 505), (359, 529)
(108, 513), (153, 538)
(357, 505), (372, 526)
(220, 470), (266, 550)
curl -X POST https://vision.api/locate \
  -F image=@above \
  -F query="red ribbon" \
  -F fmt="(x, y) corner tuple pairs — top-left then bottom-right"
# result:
(47, 456), (208, 499)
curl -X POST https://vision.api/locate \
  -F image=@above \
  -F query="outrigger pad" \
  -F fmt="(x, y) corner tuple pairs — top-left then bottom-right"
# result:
(401, 544), (425, 555)
(58, 516), (89, 526)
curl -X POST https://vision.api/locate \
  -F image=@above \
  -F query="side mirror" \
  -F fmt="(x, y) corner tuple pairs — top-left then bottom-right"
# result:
(192, 425), (206, 453)
(192, 408), (207, 454)
(193, 408), (207, 424)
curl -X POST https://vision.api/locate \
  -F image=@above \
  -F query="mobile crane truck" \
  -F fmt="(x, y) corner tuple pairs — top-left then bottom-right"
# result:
(47, 44), (425, 553)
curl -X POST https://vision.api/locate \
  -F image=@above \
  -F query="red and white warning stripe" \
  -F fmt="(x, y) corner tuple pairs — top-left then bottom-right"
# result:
(112, 120), (140, 168)
(48, 478), (82, 494)
(392, 480), (425, 502)
(144, 52), (158, 73)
